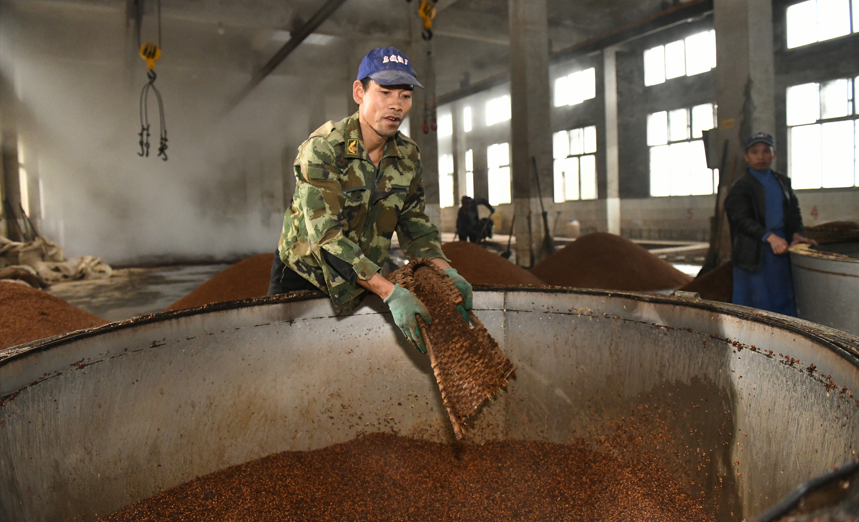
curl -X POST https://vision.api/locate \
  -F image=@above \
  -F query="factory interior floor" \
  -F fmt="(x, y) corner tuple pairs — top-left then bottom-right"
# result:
(47, 235), (708, 323)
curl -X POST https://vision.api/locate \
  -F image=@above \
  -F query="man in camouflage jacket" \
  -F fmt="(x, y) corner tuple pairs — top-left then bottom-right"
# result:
(268, 47), (473, 353)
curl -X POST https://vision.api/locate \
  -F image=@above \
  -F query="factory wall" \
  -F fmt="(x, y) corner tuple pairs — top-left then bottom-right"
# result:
(438, 5), (859, 240)
(0, 2), (373, 265)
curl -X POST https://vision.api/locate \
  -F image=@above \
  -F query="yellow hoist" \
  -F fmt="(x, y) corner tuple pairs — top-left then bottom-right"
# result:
(136, 0), (169, 161)
(419, 0), (437, 40)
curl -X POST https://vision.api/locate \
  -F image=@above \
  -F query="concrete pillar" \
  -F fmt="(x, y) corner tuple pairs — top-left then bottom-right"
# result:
(509, 0), (553, 266)
(603, 47), (621, 236)
(713, 0), (775, 262)
(408, 37), (440, 230)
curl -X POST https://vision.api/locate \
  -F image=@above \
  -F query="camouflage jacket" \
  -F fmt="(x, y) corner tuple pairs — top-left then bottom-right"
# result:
(278, 112), (447, 309)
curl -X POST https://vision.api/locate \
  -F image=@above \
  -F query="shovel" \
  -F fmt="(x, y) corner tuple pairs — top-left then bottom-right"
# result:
(532, 156), (555, 258)
(501, 214), (516, 259)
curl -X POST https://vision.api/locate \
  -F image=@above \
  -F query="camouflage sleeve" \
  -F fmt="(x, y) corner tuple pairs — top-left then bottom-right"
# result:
(296, 137), (381, 281)
(396, 159), (450, 262)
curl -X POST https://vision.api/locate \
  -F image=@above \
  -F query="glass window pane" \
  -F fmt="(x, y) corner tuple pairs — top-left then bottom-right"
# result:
(821, 120), (855, 187)
(569, 128), (584, 155)
(438, 112), (453, 137)
(669, 141), (691, 196)
(692, 103), (715, 138)
(650, 145), (671, 197)
(647, 111), (668, 146)
(669, 108), (689, 142)
(466, 172), (474, 198)
(554, 76), (569, 107)
(685, 30), (716, 76)
(665, 40), (686, 79)
(689, 140), (714, 195)
(787, 83), (821, 126)
(488, 166), (511, 205)
(400, 116), (410, 137)
(817, 0), (851, 41)
(786, 0), (818, 48)
(463, 107), (472, 132)
(439, 173), (454, 208)
(854, 3), (859, 37)
(553, 131), (569, 159)
(569, 70), (587, 105)
(820, 78), (850, 119)
(644, 46), (666, 86)
(554, 158), (566, 203)
(584, 126), (597, 153)
(581, 68), (596, 101)
(498, 142), (509, 166)
(580, 155), (597, 200)
(465, 149), (473, 172)
(790, 124), (822, 189)
(564, 157), (580, 201)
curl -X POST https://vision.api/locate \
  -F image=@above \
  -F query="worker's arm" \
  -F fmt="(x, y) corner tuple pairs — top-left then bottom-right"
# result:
(474, 197), (495, 214)
(356, 273), (432, 353)
(295, 138), (382, 284)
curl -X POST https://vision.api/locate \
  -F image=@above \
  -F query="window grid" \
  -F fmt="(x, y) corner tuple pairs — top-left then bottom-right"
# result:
(485, 95), (511, 126)
(439, 153), (455, 208)
(554, 68), (597, 107)
(465, 149), (474, 198)
(786, 77), (859, 189)
(786, 0), (858, 49)
(553, 126), (598, 202)
(643, 30), (716, 87)
(648, 104), (719, 197)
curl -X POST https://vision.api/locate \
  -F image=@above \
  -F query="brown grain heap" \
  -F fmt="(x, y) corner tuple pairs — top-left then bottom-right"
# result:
(531, 232), (693, 291)
(102, 432), (716, 522)
(388, 260), (515, 439)
(0, 281), (107, 349)
(804, 220), (859, 245)
(166, 253), (273, 311)
(442, 241), (545, 286)
(678, 261), (733, 303)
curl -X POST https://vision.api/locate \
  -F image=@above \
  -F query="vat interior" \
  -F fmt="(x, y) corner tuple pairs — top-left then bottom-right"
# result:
(1, 291), (858, 522)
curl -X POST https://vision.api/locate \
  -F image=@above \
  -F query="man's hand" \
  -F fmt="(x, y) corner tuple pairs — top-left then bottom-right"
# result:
(444, 268), (473, 325)
(791, 233), (818, 247)
(767, 234), (789, 255)
(384, 284), (432, 353)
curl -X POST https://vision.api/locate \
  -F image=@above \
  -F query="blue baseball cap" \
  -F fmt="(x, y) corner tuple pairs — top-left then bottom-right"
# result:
(745, 132), (775, 151)
(357, 47), (423, 89)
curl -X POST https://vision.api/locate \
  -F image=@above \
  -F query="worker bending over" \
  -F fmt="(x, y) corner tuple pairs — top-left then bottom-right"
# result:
(456, 195), (495, 243)
(724, 132), (816, 316)
(268, 47), (472, 353)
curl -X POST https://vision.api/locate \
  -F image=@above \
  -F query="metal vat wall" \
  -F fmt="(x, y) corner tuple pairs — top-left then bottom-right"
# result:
(1, 289), (858, 521)
(790, 243), (859, 336)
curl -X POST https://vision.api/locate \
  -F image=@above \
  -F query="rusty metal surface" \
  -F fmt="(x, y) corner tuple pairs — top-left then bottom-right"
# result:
(790, 243), (859, 336)
(1, 288), (858, 521)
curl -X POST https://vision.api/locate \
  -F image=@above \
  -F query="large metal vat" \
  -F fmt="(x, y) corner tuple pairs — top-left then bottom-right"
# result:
(2, 288), (858, 521)
(790, 242), (859, 336)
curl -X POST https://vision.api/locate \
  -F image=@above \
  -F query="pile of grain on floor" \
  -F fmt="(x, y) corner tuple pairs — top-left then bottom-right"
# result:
(804, 220), (859, 244)
(165, 254), (273, 311)
(0, 280), (107, 349)
(679, 262), (733, 303)
(102, 433), (715, 522)
(441, 241), (545, 286)
(531, 233), (693, 291)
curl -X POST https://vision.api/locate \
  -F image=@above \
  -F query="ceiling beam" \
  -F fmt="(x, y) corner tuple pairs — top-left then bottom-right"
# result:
(228, 0), (348, 109)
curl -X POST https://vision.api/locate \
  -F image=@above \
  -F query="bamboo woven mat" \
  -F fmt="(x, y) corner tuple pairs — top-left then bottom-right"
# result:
(388, 260), (515, 439)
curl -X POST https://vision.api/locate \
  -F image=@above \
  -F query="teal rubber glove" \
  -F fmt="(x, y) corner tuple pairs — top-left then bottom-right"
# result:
(384, 283), (432, 353)
(444, 268), (473, 325)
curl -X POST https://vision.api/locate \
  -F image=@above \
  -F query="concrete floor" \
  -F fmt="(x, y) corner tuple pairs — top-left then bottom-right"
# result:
(46, 236), (705, 323)
(48, 264), (230, 322)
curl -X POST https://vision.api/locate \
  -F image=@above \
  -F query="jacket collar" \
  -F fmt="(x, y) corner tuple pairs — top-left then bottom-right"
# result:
(342, 111), (404, 162)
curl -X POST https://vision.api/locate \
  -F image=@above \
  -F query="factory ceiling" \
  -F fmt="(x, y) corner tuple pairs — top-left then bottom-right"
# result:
(7, 0), (672, 95)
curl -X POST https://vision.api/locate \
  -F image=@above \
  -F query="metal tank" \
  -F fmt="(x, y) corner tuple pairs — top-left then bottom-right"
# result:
(790, 242), (859, 336)
(1, 288), (858, 521)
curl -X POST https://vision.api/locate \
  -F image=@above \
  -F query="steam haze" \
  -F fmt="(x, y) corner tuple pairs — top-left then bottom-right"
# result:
(0, 0), (386, 265)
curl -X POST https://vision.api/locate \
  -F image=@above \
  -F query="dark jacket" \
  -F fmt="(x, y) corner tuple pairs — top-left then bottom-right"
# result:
(724, 169), (804, 272)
